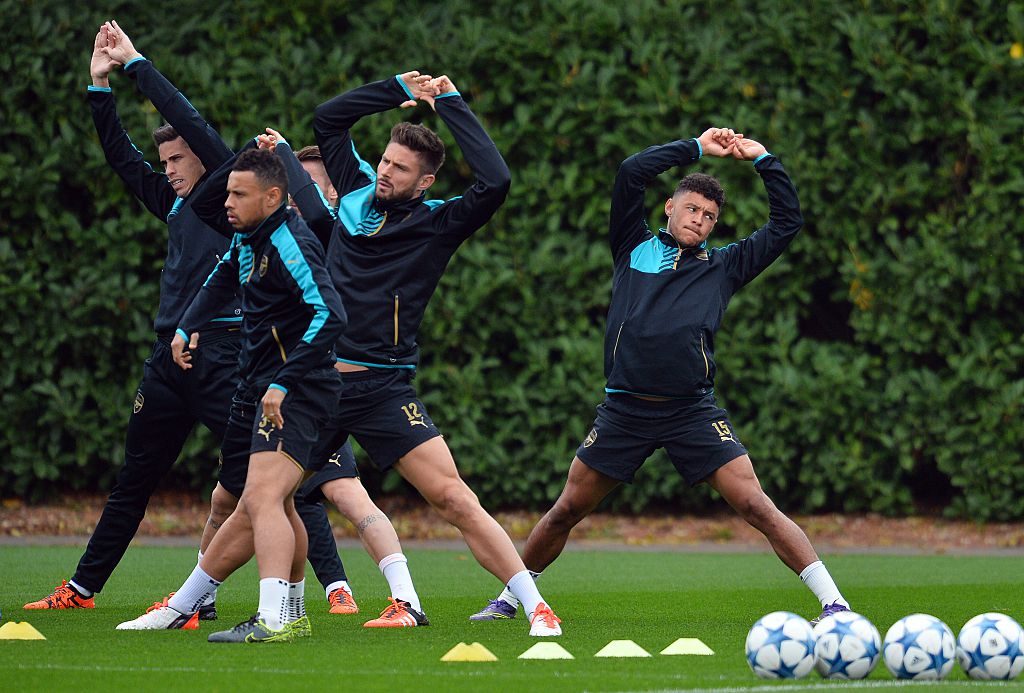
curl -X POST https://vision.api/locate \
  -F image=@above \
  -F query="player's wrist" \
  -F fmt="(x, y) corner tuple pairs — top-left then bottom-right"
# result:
(90, 74), (110, 88)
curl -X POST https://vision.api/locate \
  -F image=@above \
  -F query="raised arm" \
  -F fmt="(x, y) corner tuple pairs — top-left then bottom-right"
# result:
(88, 25), (176, 222)
(189, 139), (259, 238)
(715, 138), (804, 290)
(609, 127), (738, 262)
(103, 21), (233, 173)
(312, 72), (434, 196)
(424, 76), (512, 242)
(258, 130), (337, 251)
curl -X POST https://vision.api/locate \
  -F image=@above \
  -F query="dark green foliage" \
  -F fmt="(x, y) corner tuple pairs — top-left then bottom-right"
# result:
(2, 0), (1022, 518)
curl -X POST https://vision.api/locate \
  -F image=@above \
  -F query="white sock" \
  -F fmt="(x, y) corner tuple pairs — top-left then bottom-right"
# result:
(498, 569), (539, 609)
(324, 580), (352, 600)
(506, 570), (545, 619)
(257, 577), (290, 630)
(196, 552), (216, 606)
(287, 579), (306, 622)
(68, 579), (93, 598)
(799, 560), (849, 608)
(378, 553), (421, 612)
(498, 586), (518, 608)
(168, 564), (222, 614)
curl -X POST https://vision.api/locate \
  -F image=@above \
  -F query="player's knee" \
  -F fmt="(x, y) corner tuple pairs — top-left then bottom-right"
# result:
(546, 498), (589, 531)
(240, 484), (280, 513)
(209, 485), (238, 521)
(326, 481), (374, 520)
(433, 481), (481, 525)
(736, 491), (779, 527)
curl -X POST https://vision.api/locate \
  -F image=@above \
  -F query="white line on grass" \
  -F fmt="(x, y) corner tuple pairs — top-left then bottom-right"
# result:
(606, 681), (1023, 693)
(11, 663), (496, 677)
(18, 664), (1023, 689)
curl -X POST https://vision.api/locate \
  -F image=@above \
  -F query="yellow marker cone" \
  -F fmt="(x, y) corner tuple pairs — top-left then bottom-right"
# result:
(594, 639), (650, 657)
(0, 622), (46, 640)
(441, 642), (498, 662)
(518, 642), (574, 659)
(660, 638), (715, 656)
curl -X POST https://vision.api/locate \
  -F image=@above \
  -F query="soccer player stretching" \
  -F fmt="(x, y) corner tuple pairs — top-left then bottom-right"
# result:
(297, 72), (561, 635)
(471, 129), (850, 626)
(118, 148), (346, 642)
(25, 23), (242, 615)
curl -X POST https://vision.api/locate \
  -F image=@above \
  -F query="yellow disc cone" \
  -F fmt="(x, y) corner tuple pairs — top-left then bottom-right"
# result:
(441, 642), (498, 662)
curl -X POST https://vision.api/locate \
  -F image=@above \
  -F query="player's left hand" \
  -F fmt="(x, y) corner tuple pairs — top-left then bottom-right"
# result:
(424, 75), (456, 110)
(261, 388), (286, 430)
(730, 137), (768, 161)
(257, 127), (284, 151)
(103, 20), (143, 66)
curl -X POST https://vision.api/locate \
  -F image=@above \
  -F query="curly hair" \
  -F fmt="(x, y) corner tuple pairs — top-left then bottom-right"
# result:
(232, 148), (287, 197)
(674, 173), (725, 209)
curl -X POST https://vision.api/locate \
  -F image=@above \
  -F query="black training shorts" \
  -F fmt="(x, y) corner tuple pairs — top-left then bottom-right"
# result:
(312, 367), (441, 473)
(576, 392), (747, 485)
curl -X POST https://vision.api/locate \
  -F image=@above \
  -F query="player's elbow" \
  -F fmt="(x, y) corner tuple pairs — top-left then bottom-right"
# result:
(491, 167), (512, 201)
(617, 155), (640, 178)
(312, 101), (333, 136)
(788, 209), (805, 234)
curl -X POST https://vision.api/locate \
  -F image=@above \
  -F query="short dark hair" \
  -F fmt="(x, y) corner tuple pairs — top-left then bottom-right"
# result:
(152, 124), (180, 148)
(674, 173), (725, 210)
(233, 148), (288, 199)
(389, 122), (445, 174)
(294, 145), (322, 163)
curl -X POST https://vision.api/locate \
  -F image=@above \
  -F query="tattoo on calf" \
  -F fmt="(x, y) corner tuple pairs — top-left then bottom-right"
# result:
(357, 513), (385, 533)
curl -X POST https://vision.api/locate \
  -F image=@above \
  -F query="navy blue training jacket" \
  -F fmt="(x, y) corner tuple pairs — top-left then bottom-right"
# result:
(180, 151), (346, 394)
(604, 138), (803, 399)
(87, 57), (240, 336)
(310, 76), (511, 369)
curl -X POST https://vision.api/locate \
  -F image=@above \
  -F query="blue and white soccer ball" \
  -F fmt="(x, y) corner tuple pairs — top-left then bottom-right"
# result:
(882, 613), (956, 680)
(745, 611), (816, 679)
(812, 610), (881, 679)
(956, 612), (1024, 680)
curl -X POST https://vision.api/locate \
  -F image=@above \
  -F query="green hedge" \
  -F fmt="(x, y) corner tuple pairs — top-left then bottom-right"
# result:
(3, 0), (1022, 519)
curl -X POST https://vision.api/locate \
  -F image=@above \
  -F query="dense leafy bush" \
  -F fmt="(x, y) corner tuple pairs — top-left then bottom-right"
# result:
(2, 0), (1022, 519)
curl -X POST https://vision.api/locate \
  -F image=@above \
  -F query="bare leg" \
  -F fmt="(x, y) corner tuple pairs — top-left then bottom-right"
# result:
(244, 451), (304, 579)
(394, 437), (522, 583)
(706, 455), (819, 573)
(324, 477), (402, 564)
(521, 457), (621, 572)
(199, 482), (238, 552)
(286, 495), (307, 583)
(199, 498), (255, 582)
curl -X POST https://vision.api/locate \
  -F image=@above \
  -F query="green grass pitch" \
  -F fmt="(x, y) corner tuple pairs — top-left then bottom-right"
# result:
(1, 545), (1022, 691)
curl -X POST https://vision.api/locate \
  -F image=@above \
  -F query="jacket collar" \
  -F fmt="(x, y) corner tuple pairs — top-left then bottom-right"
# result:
(659, 228), (708, 252)
(239, 204), (288, 245)
(372, 191), (425, 215)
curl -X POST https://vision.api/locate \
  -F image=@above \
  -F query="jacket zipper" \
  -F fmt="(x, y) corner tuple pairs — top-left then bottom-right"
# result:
(393, 294), (400, 346)
(272, 325), (288, 363)
(700, 333), (709, 379)
(612, 322), (624, 362)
